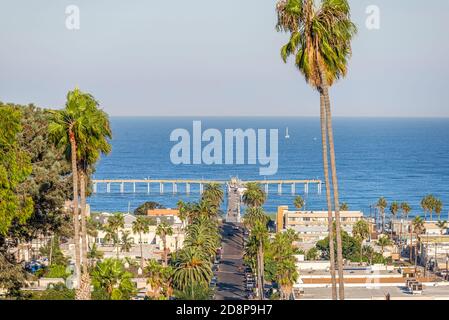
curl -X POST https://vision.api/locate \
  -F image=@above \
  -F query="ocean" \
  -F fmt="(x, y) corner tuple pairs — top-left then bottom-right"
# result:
(89, 117), (449, 220)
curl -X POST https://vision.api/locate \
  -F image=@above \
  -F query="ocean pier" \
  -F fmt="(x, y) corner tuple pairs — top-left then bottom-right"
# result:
(91, 178), (322, 195)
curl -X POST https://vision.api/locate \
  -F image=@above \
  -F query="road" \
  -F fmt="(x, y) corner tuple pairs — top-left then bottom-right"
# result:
(226, 184), (241, 223)
(214, 223), (246, 300)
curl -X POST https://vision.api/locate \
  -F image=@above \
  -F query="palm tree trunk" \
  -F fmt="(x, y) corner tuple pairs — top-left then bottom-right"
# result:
(319, 91), (338, 300)
(69, 131), (81, 290)
(322, 80), (345, 300)
(163, 237), (167, 267)
(139, 233), (144, 268)
(409, 226), (413, 262)
(79, 171), (89, 273)
(78, 170), (91, 300)
(257, 243), (264, 300)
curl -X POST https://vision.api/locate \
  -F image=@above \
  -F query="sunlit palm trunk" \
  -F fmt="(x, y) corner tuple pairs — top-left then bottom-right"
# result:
(69, 130), (81, 290)
(257, 243), (264, 300)
(409, 226), (413, 262)
(139, 233), (144, 269)
(78, 170), (91, 300)
(322, 83), (345, 300)
(163, 236), (168, 267)
(319, 91), (338, 300)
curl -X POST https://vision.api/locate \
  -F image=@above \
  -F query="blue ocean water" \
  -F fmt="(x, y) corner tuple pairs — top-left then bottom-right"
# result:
(89, 117), (449, 220)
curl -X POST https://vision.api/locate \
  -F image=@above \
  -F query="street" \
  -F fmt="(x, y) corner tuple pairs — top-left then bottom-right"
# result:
(214, 223), (246, 300)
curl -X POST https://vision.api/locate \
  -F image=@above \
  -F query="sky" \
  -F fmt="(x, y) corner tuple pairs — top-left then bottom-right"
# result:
(0, 0), (448, 117)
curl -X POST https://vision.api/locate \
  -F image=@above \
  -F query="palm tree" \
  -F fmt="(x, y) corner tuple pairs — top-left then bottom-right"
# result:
(91, 258), (136, 300)
(400, 202), (411, 244)
(389, 202), (399, 239)
(437, 220), (447, 235)
(184, 220), (220, 260)
(145, 259), (174, 299)
(156, 222), (173, 266)
(202, 183), (224, 208)
(242, 182), (266, 208)
(252, 220), (269, 300)
(276, 0), (357, 300)
(120, 231), (134, 253)
(376, 236), (392, 256)
(421, 195), (436, 221)
(294, 195), (305, 210)
(412, 217), (425, 272)
(104, 213), (125, 259)
(435, 199), (443, 221)
(340, 203), (349, 211)
(49, 88), (112, 300)
(132, 216), (150, 268)
(243, 207), (269, 231)
(376, 197), (387, 234)
(172, 247), (213, 293)
(269, 230), (299, 299)
(352, 220), (370, 263)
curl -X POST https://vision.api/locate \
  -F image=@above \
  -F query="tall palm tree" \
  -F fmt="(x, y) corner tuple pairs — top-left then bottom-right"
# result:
(412, 217), (425, 272)
(48, 89), (90, 290)
(242, 182), (266, 208)
(294, 195), (305, 210)
(120, 231), (134, 254)
(340, 203), (349, 211)
(352, 220), (370, 263)
(172, 247), (213, 293)
(376, 236), (392, 256)
(389, 201), (399, 239)
(400, 202), (411, 245)
(156, 222), (173, 266)
(276, 0), (357, 300)
(437, 220), (447, 235)
(376, 197), (388, 234)
(202, 183), (224, 208)
(435, 199), (443, 221)
(104, 213), (125, 259)
(252, 220), (269, 300)
(132, 216), (150, 268)
(243, 207), (269, 231)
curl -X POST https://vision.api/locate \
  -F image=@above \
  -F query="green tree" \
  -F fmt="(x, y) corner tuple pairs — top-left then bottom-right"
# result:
(91, 258), (136, 300)
(242, 182), (266, 208)
(132, 216), (151, 268)
(184, 217), (220, 261)
(134, 201), (165, 216)
(252, 220), (269, 300)
(437, 220), (447, 235)
(172, 247), (213, 292)
(411, 217), (425, 271)
(306, 247), (319, 261)
(103, 213), (125, 259)
(400, 202), (411, 243)
(276, 0), (357, 300)
(145, 259), (173, 299)
(120, 230), (134, 253)
(435, 199), (443, 221)
(376, 236), (392, 255)
(156, 222), (173, 266)
(0, 105), (33, 235)
(243, 207), (269, 231)
(294, 195), (305, 210)
(340, 203), (349, 211)
(202, 183), (224, 208)
(352, 220), (370, 262)
(389, 201), (399, 239)
(174, 282), (213, 300)
(376, 197), (388, 234)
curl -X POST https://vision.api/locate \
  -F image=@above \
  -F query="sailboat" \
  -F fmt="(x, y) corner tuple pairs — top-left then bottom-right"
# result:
(285, 127), (290, 139)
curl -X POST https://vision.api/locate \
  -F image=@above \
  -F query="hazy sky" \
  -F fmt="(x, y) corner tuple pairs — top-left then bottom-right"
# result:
(1, 0), (448, 117)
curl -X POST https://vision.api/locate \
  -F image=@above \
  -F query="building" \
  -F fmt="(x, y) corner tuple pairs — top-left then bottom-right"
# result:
(276, 206), (365, 243)
(91, 212), (185, 261)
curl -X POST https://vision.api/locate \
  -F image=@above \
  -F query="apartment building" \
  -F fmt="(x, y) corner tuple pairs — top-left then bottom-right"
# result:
(276, 206), (365, 243)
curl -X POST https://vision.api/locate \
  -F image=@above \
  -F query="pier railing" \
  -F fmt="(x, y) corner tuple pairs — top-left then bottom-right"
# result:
(91, 179), (322, 194)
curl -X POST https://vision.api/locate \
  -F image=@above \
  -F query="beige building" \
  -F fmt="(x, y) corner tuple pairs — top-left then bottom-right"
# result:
(276, 206), (365, 243)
